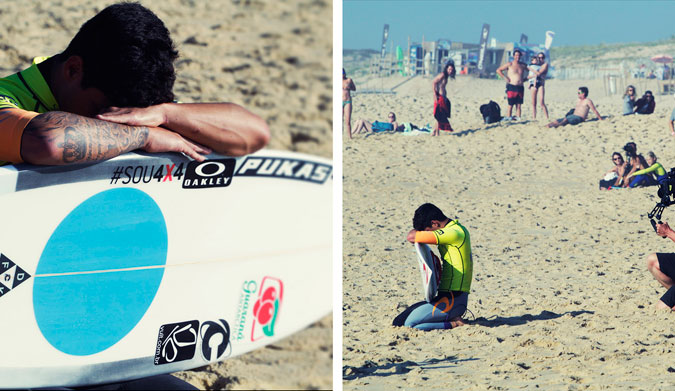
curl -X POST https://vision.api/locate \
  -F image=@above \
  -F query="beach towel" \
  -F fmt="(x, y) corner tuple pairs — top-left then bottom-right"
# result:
(434, 96), (453, 131)
(371, 121), (394, 132)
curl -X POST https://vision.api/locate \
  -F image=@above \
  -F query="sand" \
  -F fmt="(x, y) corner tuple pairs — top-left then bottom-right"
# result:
(343, 74), (675, 389)
(0, 0), (332, 389)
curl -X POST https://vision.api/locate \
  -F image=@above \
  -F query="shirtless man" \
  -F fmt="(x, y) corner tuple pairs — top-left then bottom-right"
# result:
(547, 87), (603, 128)
(431, 60), (455, 136)
(496, 49), (527, 119)
(343, 68), (356, 139)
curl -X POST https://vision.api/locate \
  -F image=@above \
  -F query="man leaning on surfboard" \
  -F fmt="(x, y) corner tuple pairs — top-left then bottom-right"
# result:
(393, 203), (474, 331)
(0, 2), (269, 166)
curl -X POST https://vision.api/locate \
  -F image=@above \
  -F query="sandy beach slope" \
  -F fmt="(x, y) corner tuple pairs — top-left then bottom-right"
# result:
(0, 1), (332, 389)
(343, 74), (675, 389)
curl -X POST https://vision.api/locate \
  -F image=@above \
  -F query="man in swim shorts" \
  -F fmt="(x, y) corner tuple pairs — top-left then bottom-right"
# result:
(431, 60), (456, 136)
(392, 203), (473, 331)
(0, 3), (269, 166)
(546, 87), (603, 128)
(646, 221), (675, 310)
(496, 49), (527, 119)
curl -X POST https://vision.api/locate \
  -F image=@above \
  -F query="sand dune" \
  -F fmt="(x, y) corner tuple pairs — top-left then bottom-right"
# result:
(343, 74), (675, 389)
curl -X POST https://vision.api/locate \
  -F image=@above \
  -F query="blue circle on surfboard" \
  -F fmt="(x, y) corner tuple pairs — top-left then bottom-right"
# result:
(33, 188), (167, 356)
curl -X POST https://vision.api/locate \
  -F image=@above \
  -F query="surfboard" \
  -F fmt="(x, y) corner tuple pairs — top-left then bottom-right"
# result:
(0, 149), (332, 388)
(414, 242), (442, 302)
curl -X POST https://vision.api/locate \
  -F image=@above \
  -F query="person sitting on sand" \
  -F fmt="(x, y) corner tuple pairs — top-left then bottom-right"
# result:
(599, 152), (628, 190)
(645, 225), (675, 310)
(343, 68), (356, 139)
(622, 85), (637, 115)
(627, 151), (666, 187)
(496, 49), (527, 120)
(351, 112), (400, 135)
(392, 203), (473, 331)
(621, 142), (648, 187)
(547, 87), (603, 128)
(634, 91), (655, 114)
(431, 60), (456, 136)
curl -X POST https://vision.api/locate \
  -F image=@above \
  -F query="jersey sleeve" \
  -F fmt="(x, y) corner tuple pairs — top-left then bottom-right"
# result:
(631, 163), (658, 177)
(0, 108), (40, 163)
(414, 225), (464, 246)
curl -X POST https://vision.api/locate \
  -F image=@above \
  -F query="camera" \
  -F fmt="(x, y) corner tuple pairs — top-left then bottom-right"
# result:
(648, 167), (675, 232)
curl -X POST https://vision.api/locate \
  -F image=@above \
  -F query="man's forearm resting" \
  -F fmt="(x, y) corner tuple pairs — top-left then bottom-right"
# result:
(161, 103), (269, 156)
(21, 111), (149, 165)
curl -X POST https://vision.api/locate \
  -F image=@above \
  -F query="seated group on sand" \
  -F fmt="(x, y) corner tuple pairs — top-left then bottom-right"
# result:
(600, 142), (666, 189)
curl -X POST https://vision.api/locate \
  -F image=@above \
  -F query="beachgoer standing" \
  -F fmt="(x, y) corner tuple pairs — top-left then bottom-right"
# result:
(546, 87), (603, 128)
(431, 60), (455, 136)
(527, 52), (549, 120)
(393, 203), (473, 330)
(496, 49), (527, 119)
(669, 94), (675, 136)
(343, 68), (356, 139)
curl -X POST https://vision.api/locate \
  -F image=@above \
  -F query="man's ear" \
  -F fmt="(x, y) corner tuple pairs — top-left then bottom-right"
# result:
(63, 55), (84, 82)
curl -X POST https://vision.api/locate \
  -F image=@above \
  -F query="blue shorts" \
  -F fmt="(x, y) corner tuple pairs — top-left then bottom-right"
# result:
(557, 114), (583, 125)
(392, 291), (468, 331)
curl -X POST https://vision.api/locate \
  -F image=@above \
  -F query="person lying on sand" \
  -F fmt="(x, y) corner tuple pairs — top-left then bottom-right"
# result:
(351, 112), (400, 135)
(0, 3), (269, 166)
(393, 203), (472, 331)
(646, 225), (675, 310)
(547, 87), (603, 128)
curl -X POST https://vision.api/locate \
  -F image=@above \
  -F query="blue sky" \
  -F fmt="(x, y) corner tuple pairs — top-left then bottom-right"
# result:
(343, 1), (675, 50)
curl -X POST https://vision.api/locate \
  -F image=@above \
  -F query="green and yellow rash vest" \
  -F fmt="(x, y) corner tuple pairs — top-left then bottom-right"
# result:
(630, 162), (666, 178)
(414, 220), (473, 293)
(0, 57), (59, 163)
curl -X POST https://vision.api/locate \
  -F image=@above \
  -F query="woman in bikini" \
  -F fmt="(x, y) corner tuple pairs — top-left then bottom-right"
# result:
(343, 68), (356, 138)
(528, 52), (548, 120)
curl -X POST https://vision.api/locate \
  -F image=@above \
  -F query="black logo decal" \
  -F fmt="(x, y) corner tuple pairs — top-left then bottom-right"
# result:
(182, 159), (235, 189)
(0, 253), (31, 299)
(154, 320), (199, 365)
(236, 157), (332, 184)
(200, 319), (231, 362)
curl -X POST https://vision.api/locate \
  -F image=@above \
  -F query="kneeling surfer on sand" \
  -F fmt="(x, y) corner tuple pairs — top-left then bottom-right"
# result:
(393, 203), (473, 330)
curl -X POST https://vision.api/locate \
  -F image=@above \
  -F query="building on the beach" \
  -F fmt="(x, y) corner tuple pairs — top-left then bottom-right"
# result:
(407, 39), (549, 78)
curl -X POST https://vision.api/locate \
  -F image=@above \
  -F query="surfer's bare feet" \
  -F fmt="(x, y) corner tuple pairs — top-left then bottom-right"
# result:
(450, 317), (466, 328)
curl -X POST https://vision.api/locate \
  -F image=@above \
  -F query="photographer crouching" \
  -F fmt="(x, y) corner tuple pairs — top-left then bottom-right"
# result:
(646, 224), (675, 310)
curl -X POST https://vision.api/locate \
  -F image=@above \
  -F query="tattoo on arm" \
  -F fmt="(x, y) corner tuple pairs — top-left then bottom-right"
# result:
(27, 111), (149, 164)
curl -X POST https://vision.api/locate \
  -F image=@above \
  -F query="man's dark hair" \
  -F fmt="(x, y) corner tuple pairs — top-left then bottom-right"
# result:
(623, 142), (637, 157)
(61, 2), (178, 107)
(413, 203), (448, 231)
(579, 86), (589, 97)
(443, 60), (456, 80)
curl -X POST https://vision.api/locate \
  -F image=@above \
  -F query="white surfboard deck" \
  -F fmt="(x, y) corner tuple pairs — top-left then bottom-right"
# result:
(414, 242), (442, 302)
(0, 149), (332, 389)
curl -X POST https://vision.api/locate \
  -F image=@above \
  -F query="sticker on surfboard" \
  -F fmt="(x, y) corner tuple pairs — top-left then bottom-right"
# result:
(415, 242), (442, 302)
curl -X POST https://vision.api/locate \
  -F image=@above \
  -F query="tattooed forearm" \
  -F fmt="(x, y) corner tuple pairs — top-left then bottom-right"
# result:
(23, 111), (149, 164)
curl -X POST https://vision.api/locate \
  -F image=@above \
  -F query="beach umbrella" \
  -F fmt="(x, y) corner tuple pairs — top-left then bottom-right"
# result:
(651, 55), (673, 64)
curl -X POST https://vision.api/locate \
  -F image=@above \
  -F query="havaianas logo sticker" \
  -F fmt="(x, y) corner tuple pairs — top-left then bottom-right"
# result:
(251, 277), (283, 341)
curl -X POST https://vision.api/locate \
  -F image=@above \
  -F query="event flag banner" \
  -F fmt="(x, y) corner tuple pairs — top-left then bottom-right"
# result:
(477, 23), (490, 77)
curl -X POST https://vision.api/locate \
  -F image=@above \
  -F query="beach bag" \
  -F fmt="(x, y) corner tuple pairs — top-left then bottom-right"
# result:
(479, 100), (502, 124)
(371, 121), (394, 132)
